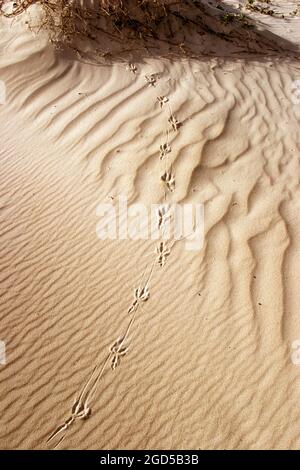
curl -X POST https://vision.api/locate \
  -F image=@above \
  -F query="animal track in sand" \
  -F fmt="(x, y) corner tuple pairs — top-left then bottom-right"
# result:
(145, 74), (157, 87)
(161, 169), (176, 192)
(168, 114), (181, 132)
(157, 204), (171, 230)
(110, 312), (136, 371)
(110, 339), (129, 371)
(160, 142), (172, 159)
(46, 362), (104, 448)
(127, 63), (137, 74)
(46, 67), (183, 449)
(157, 96), (169, 108)
(156, 241), (171, 268)
(127, 284), (151, 314)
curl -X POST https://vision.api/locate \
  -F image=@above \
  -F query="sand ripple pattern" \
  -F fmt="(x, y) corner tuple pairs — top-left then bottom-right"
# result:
(1, 26), (300, 449)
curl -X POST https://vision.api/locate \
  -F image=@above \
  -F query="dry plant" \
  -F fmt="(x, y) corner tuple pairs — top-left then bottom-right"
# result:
(0, 0), (294, 60)
(0, 1), (186, 57)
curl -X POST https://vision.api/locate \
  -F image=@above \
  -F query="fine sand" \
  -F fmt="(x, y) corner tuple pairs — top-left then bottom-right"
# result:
(1, 1), (300, 450)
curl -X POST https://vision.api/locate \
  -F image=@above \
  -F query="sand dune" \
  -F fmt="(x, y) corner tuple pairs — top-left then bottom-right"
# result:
(1, 1), (300, 450)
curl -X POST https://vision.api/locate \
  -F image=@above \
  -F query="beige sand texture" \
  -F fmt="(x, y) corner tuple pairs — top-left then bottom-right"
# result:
(1, 0), (300, 450)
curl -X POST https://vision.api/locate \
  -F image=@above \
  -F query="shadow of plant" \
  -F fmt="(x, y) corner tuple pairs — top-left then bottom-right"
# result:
(0, 1), (298, 62)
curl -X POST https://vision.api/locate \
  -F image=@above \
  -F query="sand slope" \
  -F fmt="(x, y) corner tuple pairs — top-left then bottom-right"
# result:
(1, 4), (300, 449)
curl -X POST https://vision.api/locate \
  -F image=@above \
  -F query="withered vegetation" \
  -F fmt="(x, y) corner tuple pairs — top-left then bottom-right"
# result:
(0, 1), (296, 60)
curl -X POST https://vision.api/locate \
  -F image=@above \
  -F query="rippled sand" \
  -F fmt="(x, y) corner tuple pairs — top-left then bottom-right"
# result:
(1, 1), (300, 450)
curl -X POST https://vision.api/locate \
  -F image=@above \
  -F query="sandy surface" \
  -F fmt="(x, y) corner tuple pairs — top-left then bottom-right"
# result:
(1, 1), (300, 450)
